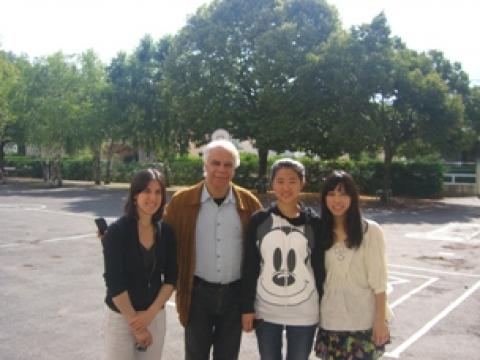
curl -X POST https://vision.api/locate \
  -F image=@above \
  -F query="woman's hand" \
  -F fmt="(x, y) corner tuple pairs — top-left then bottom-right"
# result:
(242, 313), (256, 332)
(372, 319), (390, 346)
(134, 328), (153, 348)
(129, 308), (155, 332)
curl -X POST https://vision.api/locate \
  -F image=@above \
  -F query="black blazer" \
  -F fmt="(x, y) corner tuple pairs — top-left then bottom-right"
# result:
(102, 215), (177, 312)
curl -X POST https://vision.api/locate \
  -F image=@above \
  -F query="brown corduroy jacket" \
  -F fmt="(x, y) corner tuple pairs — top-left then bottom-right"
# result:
(163, 181), (262, 326)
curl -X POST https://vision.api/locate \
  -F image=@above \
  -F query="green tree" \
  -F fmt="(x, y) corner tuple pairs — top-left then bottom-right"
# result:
(164, 0), (339, 182)
(427, 49), (470, 97)
(0, 50), (21, 180)
(102, 35), (173, 183)
(293, 29), (376, 159)
(77, 49), (108, 184)
(24, 52), (81, 185)
(104, 51), (132, 183)
(348, 14), (464, 200)
(127, 35), (172, 158)
(464, 86), (480, 159)
(5, 54), (32, 155)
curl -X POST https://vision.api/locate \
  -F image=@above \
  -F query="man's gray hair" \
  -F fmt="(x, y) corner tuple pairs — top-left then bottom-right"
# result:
(202, 140), (240, 168)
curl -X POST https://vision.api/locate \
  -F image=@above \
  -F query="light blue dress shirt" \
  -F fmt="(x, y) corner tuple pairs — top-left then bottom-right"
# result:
(194, 185), (243, 284)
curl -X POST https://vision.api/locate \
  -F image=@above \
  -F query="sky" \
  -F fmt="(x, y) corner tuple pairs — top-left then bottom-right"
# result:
(1, 0), (478, 83)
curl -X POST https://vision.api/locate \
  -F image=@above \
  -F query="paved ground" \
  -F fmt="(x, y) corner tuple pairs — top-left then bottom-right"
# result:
(0, 179), (479, 359)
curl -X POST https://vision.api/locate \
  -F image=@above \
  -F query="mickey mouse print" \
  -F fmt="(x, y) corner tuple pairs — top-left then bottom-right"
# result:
(241, 205), (323, 326)
(257, 213), (316, 306)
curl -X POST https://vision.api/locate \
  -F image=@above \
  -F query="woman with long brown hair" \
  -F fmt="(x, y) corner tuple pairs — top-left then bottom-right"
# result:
(102, 169), (177, 359)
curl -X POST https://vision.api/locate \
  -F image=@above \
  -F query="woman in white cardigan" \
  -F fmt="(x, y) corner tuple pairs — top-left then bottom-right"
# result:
(315, 170), (391, 360)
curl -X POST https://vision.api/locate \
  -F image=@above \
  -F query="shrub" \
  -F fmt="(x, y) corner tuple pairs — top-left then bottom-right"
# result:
(4, 156), (43, 177)
(62, 158), (94, 180)
(166, 156), (203, 185)
(4, 155), (445, 198)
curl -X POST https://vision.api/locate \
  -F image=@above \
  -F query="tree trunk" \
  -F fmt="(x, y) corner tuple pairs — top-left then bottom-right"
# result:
(18, 144), (26, 156)
(42, 160), (50, 182)
(92, 146), (101, 185)
(382, 147), (393, 203)
(104, 139), (114, 185)
(256, 147), (269, 193)
(0, 141), (5, 171)
(163, 157), (171, 187)
(0, 141), (5, 184)
(53, 154), (62, 187)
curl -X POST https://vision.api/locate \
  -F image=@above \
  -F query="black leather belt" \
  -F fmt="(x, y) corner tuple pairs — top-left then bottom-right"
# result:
(193, 276), (241, 289)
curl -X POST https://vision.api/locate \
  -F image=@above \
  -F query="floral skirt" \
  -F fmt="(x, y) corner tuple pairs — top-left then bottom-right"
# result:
(315, 328), (386, 360)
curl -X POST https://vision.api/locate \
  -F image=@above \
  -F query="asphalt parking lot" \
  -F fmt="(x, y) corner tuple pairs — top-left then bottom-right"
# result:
(1, 180), (479, 359)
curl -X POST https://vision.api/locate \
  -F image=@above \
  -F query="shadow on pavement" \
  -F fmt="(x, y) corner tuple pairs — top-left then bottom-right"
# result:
(2, 178), (479, 225)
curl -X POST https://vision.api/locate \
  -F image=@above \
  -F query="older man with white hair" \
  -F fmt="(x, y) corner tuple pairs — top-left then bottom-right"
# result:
(164, 139), (262, 360)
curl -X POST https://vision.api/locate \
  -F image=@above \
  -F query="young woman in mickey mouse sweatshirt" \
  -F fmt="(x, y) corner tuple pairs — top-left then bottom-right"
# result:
(241, 158), (325, 360)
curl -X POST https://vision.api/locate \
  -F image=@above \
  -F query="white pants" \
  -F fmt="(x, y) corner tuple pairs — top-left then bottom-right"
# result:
(104, 307), (166, 360)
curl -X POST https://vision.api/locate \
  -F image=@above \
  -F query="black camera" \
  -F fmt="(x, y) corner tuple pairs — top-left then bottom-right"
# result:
(94, 217), (108, 236)
(135, 343), (147, 352)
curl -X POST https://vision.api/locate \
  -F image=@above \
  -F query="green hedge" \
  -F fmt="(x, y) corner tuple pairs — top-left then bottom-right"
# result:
(299, 158), (443, 197)
(62, 158), (95, 180)
(4, 157), (96, 180)
(389, 161), (444, 197)
(5, 156), (43, 177)
(3, 157), (167, 183)
(4, 155), (444, 198)
(165, 156), (203, 185)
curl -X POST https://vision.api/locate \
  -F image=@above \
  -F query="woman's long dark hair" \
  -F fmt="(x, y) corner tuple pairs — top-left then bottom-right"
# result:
(124, 168), (167, 223)
(320, 170), (363, 249)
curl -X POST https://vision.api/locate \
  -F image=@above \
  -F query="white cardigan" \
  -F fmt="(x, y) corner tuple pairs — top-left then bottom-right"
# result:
(320, 219), (392, 331)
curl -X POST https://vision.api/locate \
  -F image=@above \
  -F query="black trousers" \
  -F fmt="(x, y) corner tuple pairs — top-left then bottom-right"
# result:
(185, 277), (242, 360)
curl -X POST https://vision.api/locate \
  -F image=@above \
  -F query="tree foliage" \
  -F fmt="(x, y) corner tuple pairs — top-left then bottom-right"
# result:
(106, 35), (173, 157)
(164, 0), (340, 177)
(0, 2), (475, 194)
(463, 86), (480, 158)
(24, 52), (82, 184)
(0, 50), (24, 177)
(344, 13), (464, 200)
(77, 49), (109, 184)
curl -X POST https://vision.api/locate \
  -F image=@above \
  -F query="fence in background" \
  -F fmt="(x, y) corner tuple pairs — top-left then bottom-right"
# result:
(443, 161), (478, 196)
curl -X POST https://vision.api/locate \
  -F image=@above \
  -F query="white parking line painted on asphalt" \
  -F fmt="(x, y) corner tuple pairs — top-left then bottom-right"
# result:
(389, 270), (440, 279)
(384, 279), (480, 358)
(387, 275), (410, 295)
(437, 251), (456, 258)
(0, 243), (27, 249)
(41, 233), (96, 243)
(33, 208), (96, 219)
(0, 233), (96, 248)
(405, 222), (480, 243)
(0, 203), (46, 210)
(388, 273), (439, 309)
(0, 202), (119, 223)
(390, 264), (480, 278)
